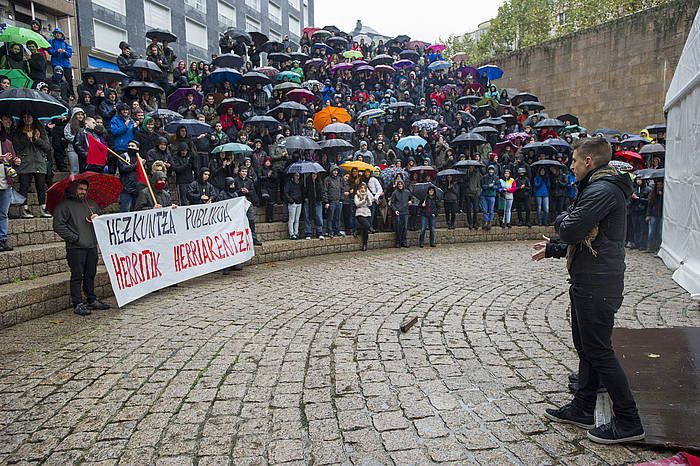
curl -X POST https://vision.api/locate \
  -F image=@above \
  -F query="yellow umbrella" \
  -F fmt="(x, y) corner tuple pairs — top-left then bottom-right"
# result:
(340, 160), (375, 172)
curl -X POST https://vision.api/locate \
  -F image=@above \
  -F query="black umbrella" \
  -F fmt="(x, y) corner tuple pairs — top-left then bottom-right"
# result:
(319, 138), (354, 152)
(592, 127), (622, 136)
(290, 52), (309, 63)
(437, 169), (466, 177)
(165, 119), (211, 137)
(451, 132), (486, 147)
(131, 59), (163, 76)
(472, 126), (498, 135)
(639, 143), (665, 155)
(456, 95), (481, 106)
(218, 97), (250, 113)
(249, 31), (268, 47)
(394, 34), (411, 43)
(399, 50), (420, 62)
(531, 159), (566, 168)
(0, 88), (67, 120)
(304, 58), (325, 69)
(412, 182), (443, 201)
(453, 159), (484, 168)
(535, 118), (565, 129)
(480, 117), (507, 127)
(268, 52), (292, 62)
(511, 92), (538, 106)
(267, 101), (308, 114)
(370, 54), (394, 66)
(262, 40), (285, 53)
(82, 67), (127, 84)
(287, 161), (326, 174)
(145, 28), (177, 43)
(556, 113), (580, 126)
(213, 53), (244, 69)
(636, 168), (664, 180)
(645, 123), (667, 134)
(326, 36), (348, 49)
(323, 25), (341, 34)
(280, 136), (321, 151)
(244, 115), (280, 128)
(518, 100), (545, 111)
(225, 28), (252, 44)
(241, 71), (272, 86)
(147, 109), (182, 124)
(123, 81), (164, 94)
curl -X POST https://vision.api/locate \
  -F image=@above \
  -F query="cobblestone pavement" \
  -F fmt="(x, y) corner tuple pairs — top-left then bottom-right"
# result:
(0, 242), (697, 465)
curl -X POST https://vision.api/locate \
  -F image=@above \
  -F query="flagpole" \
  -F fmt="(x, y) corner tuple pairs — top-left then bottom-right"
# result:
(136, 154), (158, 206)
(106, 147), (130, 164)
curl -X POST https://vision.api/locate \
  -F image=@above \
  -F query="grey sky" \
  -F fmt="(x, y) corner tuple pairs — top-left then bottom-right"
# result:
(312, 0), (505, 43)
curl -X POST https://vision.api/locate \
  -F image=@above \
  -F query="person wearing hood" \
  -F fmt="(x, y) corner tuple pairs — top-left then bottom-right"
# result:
(171, 142), (195, 205)
(258, 157), (278, 223)
(99, 89), (119, 125)
(15, 113), (52, 218)
(303, 171), (325, 240)
(117, 41), (135, 78)
(77, 91), (97, 118)
(111, 103), (136, 155)
(0, 42), (29, 73)
(481, 164), (499, 230)
(419, 185), (440, 248)
(48, 65), (70, 103)
(52, 179), (111, 316)
(77, 74), (99, 101)
(208, 149), (235, 191)
(177, 91), (200, 119)
(284, 172), (304, 240)
(145, 137), (172, 175)
(135, 171), (176, 210)
(117, 140), (145, 212)
(135, 116), (160, 156)
(499, 168), (517, 228)
(234, 166), (262, 246)
(354, 141), (374, 165)
(63, 107), (85, 175)
(186, 167), (218, 205)
(390, 178), (411, 247)
(25, 40), (47, 82)
(324, 164), (344, 238)
(170, 125), (200, 171)
(533, 137), (643, 446)
(533, 167), (551, 226)
(514, 167), (532, 227)
(47, 27), (74, 95)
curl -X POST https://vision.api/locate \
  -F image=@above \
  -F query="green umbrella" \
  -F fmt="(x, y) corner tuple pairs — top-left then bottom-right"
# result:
(0, 26), (50, 49)
(211, 142), (253, 154)
(4, 70), (34, 89)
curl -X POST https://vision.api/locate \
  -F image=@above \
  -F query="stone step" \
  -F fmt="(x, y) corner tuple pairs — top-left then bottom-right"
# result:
(7, 218), (61, 247)
(0, 225), (553, 329)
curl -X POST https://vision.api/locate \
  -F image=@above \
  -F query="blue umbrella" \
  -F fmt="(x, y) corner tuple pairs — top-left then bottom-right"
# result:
(165, 119), (211, 137)
(428, 60), (451, 71)
(147, 109), (182, 125)
(286, 161), (326, 174)
(203, 67), (242, 86)
(619, 135), (650, 148)
(396, 136), (427, 152)
(545, 137), (571, 152)
(477, 64), (504, 80)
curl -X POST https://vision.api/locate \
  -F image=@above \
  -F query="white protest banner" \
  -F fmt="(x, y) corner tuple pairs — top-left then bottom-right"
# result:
(93, 197), (254, 307)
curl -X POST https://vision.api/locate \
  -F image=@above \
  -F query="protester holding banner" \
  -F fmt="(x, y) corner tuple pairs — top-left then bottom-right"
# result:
(52, 179), (111, 315)
(117, 141), (146, 212)
(233, 166), (262, 246)
(135, 171), (175, 210)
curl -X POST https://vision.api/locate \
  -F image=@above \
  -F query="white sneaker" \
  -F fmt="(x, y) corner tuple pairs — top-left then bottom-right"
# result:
(339, 231), (346, 236)
(305, 236), (311, 240)
(319, 235), (325, 240)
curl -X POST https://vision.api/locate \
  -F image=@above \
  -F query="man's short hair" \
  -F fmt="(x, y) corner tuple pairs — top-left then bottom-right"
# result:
(572, 137), (611, 167)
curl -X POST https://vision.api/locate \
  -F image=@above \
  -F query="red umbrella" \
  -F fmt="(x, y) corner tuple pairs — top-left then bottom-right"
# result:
(615, 150), (645, 167)
(254, 66), (280, 78)
(285, 88), (315, 103)
(46, 172), (123, 214)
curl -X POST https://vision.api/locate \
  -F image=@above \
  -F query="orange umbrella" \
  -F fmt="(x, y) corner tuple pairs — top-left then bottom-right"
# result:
(314, 106), (351, 133)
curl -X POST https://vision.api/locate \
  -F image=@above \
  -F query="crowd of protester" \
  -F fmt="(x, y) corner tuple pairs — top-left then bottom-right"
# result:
(0, 23), (666, 253)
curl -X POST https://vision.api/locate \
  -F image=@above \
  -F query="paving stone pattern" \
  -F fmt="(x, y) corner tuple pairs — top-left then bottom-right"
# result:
(0, 242), (697, 465)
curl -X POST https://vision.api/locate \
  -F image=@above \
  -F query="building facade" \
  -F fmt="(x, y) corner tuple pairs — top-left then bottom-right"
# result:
(75, 0), (314, 69)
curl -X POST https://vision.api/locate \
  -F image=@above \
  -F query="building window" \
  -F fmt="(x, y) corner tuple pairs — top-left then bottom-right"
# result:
(289, 15), (300, 37)
(217, 1), (236, 27)
(303, 0), (309, 27)
(185, 18), (208, 49)
(245, 15), (261, 32)
(144, 0), (171, 30)
(185, 0), (206, 14)
(92, 0), (126, 15)
(269, 29), (281, 41)
(288, 0), (299, 10)
(268, 2), (281, 24)
(93, 19), (127, 55)
(245, 0), (260, 11)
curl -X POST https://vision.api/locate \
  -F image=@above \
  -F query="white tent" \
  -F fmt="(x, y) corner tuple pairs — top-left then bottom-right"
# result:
(660, 6), (700, 299)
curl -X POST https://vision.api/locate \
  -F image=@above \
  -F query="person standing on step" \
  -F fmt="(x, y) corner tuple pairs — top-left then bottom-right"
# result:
(354, 182), (373, 251)
(532, 137), (644, 445)
(53, 179), (111, 316)
(15, 113), (52, 218)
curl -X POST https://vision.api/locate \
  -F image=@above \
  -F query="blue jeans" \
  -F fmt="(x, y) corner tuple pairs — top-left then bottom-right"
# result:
(647, 216), (662, 250)
(536, 196), (549, 225)
(503, 198), (513, 224)
(481, 196), (496, 223)
(304, 201), (323, 237)
(0, 188), (11, 241)
(420, 215), (436, 246)
(327, 201), (342, 236)
(119, 192), (136, 212)
(395, 213), (408, 246)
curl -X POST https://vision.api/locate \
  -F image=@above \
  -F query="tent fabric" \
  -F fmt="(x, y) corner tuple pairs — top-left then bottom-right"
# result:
(660, 7), (700, 299)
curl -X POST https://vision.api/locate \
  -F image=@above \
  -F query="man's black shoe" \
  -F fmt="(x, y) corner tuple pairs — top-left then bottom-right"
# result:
(587, 419), (645, 444)
(253, 239), (263, 246)
(544, 403), (594, 429)
(86, 299), (110, 310)
(74, 303), (91, 316)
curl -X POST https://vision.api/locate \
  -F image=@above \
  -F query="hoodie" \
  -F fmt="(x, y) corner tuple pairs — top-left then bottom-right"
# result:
(135, 171), (172, 210)
(186, 167), (218, 204)
(546, 166), (633, 290)
(48, 27), (73, 69)
(52, 182), (99, 249)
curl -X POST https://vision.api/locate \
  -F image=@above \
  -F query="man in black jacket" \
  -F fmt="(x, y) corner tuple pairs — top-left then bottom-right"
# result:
(52, 179), (111, 315)
(532, 137), (643, 445)
(135, 172), (175, 210)
(186, 167), (218, 205)
(234, 166), (262, 246)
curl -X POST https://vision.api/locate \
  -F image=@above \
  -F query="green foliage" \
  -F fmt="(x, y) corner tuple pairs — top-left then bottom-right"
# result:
(443, 0), (670, 62)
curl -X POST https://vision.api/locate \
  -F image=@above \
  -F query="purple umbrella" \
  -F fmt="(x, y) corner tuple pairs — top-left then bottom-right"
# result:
(167, 88), (202, 112)
(457, 66), (479, 79)
(393, 59), (415, 70)
(506, 132), (531, 143)
(355, 65), (375, 73)
(330, 63), (353, 73)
